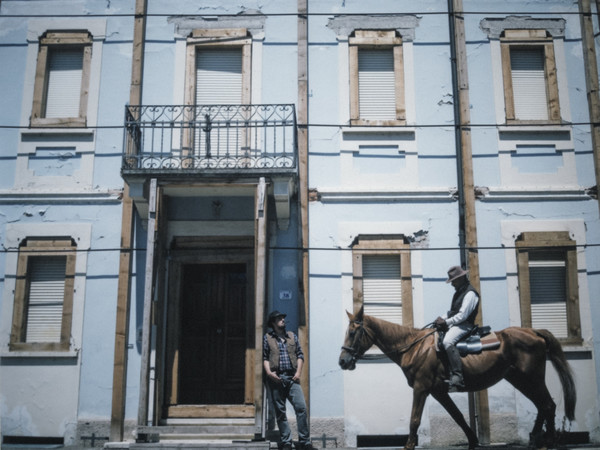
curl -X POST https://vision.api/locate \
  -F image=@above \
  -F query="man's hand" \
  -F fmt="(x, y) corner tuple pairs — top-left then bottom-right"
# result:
(434, 316), (448, 332)
(267, 371), (282, 384)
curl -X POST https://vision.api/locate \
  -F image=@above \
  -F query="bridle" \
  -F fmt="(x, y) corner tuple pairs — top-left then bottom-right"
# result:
(340, 320), (372, 365)
(341, 320), (437, 363)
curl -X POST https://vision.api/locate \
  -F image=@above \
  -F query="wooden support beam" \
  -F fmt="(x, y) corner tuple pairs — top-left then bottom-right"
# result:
(579, 0), (600, 215)
(254, 177), (268, 437)
(449, 0), (490, 443)
(297, 0), (310, 411)
(138, 178), (158, 428)
(110, 0), (147, 441)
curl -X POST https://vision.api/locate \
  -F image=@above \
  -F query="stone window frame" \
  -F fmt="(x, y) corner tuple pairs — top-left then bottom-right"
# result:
(9, 237), (77, 352)
(30, 31), (93, 128)
(515, 231), (582, 345)
(351, 234), (413, 327)
(500, 29), (560, 124)
(349, 30), (406, 126)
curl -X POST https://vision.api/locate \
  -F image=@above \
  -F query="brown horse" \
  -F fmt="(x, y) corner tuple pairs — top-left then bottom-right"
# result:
(339, 307), (576, 450)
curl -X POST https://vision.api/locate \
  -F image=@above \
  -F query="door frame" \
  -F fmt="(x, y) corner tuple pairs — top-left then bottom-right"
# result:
(160, 237), (256, 420)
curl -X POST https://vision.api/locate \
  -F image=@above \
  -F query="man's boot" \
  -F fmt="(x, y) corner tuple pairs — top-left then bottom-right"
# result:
(445, 344), (465, 392)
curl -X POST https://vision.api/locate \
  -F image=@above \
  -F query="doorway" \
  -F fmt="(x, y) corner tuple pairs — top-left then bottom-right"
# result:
(162, 248), (256, 419)
(178, 263), (247, 404)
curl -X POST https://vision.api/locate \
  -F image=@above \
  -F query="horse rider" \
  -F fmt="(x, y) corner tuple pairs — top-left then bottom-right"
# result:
(434, 265), (480, 392)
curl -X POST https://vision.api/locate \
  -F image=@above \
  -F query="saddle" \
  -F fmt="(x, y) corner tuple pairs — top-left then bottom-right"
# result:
(437, 325), (501, 356)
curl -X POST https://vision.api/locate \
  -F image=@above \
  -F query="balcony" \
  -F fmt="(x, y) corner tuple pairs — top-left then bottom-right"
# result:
(122, 104), (297, 180)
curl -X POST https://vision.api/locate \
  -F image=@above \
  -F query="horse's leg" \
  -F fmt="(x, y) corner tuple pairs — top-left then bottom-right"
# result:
(404, 389), (429, 450)
(505, 371), (557, 449)
(432, 391), (479, 449)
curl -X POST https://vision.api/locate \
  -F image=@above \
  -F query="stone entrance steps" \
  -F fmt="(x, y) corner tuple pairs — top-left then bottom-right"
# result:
(105, 418), (270, 449)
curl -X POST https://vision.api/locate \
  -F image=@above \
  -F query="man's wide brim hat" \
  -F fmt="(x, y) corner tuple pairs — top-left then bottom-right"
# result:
(446, 265), (468, 283)
(268, 310), (287, 325)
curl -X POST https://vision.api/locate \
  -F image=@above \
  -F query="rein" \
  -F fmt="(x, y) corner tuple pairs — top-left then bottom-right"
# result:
(341, 320), (436, 362)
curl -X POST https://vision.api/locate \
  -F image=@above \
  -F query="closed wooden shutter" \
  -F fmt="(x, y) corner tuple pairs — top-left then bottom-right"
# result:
(25, 256), (67, 343)
(363, 255), (402, 325)
(195, 48), (243, 157)
(510, 47), (548, 120)
(45, 48), (84, 118)
(529, 254), (568, 338)
(358, 49), (395, 120)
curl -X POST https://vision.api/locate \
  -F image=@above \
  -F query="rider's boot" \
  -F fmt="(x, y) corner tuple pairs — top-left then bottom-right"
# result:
(445, 344), (465, 392)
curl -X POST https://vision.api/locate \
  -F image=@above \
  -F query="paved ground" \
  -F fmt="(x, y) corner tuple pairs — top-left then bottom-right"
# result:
(4, 444), (600, 450)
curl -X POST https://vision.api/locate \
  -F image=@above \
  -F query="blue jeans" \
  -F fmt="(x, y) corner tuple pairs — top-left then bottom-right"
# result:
(267, 374), (310, 446)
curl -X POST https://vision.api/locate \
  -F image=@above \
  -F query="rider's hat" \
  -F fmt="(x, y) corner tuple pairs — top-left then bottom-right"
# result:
(446, 265), (468, 283)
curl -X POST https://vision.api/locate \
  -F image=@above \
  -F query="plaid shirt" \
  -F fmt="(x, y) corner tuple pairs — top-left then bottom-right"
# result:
(263, 330), (304, 372)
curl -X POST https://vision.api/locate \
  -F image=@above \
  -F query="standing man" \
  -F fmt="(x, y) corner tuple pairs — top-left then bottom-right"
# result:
(434, 266), (480, 392)
(263, 310), (313, 450)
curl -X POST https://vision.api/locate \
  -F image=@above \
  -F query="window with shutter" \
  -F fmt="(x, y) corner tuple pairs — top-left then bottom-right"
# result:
(529, 253), (568, 338)
(195, 47), (243, 157)
(352, 235), (413, 328)
(349, 30), (405, 126)
(31, 31), (92, 127)
(44, 48), (84, 119)
(516, 232), (581, 345)
(358, 49), (396, 121)
(510, 47), (548, 121)
(183, 29), (251, 159)
(10, 238), (76, 351)
(362, 255), (403, 325)
(501, 29), (560, 124)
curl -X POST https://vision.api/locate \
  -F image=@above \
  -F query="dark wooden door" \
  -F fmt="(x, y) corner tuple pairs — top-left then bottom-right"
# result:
(178, 263), (247, 404)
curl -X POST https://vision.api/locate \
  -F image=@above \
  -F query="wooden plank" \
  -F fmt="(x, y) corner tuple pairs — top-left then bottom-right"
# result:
(544, 41), (560, 122)
(579, 0), (600, 218)
(79, 45), (93, 120)
(110, 183), (135, 441)
(254, 177), (268, 436)
(516, 249), (532, 328)
(451, 0), (489, 442)
(245, 348), (255, 404)
(500, 43), (515, 122)
(137, 178), (158, 426)
(348, 45), (359, 121)
(192, 28), (248, 39)
(111, 0), (147, 441)
(394, 44), (406, 121)
(31, 45), (48, 120)
(352, 253), (363, 314)
(298, 0), (310, 417)
(400, 250), (414, 327)
(566, 248), (581, 339)
(168, 405), (255, 418)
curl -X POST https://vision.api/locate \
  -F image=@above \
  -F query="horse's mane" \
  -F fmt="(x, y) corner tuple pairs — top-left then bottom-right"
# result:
(363, 313), (424, 343)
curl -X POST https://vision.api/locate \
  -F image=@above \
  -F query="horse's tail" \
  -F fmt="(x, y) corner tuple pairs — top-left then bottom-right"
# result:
(535, 329), (577, 421)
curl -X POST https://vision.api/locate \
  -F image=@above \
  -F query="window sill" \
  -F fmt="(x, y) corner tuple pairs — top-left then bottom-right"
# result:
(1, 349), (79, 358)
(498, 123), (571, 133)
(342, 125), (416, 135)
(30, 117), (87, 128)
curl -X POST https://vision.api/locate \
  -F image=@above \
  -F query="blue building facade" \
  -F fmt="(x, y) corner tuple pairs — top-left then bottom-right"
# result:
(0, 0), (599, 447)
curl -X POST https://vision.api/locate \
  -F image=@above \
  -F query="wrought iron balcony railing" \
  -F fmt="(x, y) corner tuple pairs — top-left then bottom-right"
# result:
(122, 104), (297, 174)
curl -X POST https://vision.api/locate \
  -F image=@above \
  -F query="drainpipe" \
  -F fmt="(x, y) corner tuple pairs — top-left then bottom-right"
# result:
(110, 0), (147, 441)
(447, 0), (490, 443)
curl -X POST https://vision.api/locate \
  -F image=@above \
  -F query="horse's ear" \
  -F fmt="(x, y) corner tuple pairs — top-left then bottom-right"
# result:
(355, 305), (364, 321)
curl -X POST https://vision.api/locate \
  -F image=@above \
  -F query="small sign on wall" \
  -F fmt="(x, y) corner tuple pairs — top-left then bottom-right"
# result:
(279, 290), (292, 300)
